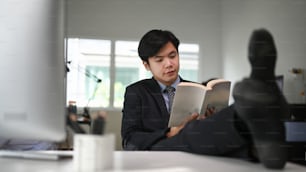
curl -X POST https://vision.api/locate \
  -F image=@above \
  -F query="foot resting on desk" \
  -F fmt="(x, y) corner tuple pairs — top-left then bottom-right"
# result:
(233, 28), (288, 169)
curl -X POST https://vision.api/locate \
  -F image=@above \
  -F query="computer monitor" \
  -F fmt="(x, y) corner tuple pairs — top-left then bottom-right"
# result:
(0, 0), (66, 142)
(275, 75), (284, 92)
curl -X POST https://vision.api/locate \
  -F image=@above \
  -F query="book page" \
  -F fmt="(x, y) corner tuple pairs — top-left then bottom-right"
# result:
(200, 81), (231, 115)
(206, 78), (229, 89)
(168, 82), (208, 127)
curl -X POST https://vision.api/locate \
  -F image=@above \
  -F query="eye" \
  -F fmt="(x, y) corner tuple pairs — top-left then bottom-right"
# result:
(169, 52), (177, 58)
(154, 57), (163, 62)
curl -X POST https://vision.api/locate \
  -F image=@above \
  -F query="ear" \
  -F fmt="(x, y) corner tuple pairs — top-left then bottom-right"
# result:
(143, 61), (150, 71)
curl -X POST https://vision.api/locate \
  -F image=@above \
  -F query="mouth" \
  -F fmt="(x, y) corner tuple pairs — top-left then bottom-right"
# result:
(165, 70), (175, 76)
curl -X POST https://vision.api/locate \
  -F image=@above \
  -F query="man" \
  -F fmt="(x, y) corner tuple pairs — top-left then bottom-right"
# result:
(121, 29), (288, 169)
(121, 30), (192, 151)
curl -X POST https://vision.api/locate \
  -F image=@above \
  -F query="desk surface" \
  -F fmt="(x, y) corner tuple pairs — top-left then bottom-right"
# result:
(0, 151), (305, 172)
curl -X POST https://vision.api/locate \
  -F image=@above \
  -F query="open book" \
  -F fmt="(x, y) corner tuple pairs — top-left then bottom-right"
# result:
(168, 79), (231, 127)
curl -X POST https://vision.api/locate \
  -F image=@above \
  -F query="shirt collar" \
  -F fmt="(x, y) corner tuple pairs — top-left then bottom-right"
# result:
(157, 76), (181, 92)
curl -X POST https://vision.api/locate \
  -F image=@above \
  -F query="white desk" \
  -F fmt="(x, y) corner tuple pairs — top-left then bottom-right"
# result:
(0, 151), (305, 172)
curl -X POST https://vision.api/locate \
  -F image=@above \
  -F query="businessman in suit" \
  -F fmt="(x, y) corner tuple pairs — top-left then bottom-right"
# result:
(121, 29), (193, 150)
(121, 29), (288, 169)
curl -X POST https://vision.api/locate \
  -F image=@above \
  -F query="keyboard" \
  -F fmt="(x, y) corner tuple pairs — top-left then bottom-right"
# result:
(0, 150), (73, 160)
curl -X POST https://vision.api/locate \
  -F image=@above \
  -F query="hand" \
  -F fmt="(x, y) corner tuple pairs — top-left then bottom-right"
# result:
(166, 113), (199, 138)
(205, 105), (216, 117)
(198, 106), (216, 120)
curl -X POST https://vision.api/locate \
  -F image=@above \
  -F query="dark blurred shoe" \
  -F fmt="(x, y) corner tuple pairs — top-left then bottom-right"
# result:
(233, 29), (288, 169)
(234, 79), (288, 169)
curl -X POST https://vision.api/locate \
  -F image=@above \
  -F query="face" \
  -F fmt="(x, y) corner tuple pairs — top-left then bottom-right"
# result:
(143, 42), (180, 86)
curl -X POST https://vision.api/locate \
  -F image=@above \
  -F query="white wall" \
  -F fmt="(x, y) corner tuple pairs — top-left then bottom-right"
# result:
(67, 0), (306, 103)
(66, 0), (223, 82)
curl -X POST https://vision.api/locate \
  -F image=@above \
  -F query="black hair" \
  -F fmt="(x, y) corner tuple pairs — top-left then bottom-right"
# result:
(138, 29), (180, 62)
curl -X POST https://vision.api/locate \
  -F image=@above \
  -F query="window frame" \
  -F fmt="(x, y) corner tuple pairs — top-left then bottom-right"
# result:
(66, 38), (199, 110)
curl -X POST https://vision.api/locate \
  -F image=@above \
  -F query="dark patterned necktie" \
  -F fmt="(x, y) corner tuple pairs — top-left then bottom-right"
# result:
(165, 86), (175, 113)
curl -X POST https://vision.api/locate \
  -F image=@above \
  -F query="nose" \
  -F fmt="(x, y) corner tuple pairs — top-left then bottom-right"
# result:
(164, 58), (172, 67)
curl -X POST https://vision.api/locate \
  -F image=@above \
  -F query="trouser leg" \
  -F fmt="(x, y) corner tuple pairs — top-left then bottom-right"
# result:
(152, 105), (252, 159)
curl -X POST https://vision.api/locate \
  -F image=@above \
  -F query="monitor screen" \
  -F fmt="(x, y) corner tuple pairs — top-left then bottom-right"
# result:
(0, 0), (66, 142)
(275, 75), (284, 92)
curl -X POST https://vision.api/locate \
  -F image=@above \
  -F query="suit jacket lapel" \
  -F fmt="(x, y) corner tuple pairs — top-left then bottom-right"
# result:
(146, 78), (169, 116)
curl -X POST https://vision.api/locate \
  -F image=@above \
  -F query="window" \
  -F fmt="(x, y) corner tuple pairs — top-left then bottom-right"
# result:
(66, 38), (199, 109)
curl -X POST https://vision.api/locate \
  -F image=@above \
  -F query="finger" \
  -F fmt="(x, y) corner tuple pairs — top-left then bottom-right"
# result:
(191, 113), (199, 120)
(184, 113), (199, 123)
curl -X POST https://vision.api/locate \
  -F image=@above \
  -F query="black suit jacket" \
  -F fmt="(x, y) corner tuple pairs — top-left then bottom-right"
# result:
(121, 77), (251, 158)
(121, 77), (189, 150)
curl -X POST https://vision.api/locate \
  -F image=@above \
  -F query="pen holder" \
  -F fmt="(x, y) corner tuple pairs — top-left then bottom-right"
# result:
(73, 133), (115, 171)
